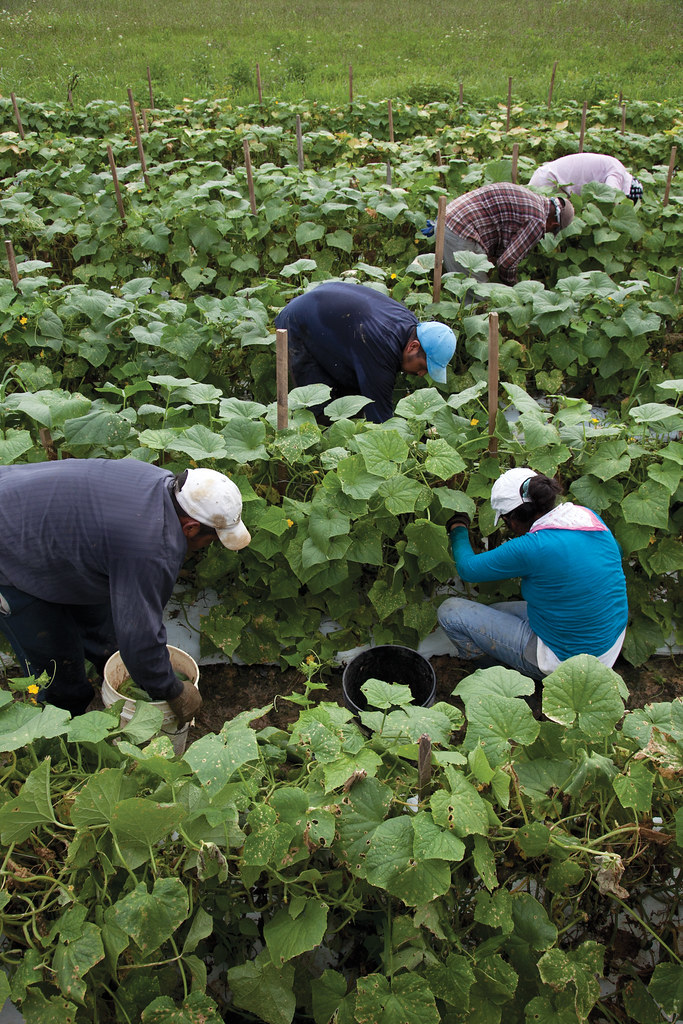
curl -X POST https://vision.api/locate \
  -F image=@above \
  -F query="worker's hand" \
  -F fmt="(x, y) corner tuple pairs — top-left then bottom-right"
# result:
(168, 679), (202, 727)
(445, 512), (471, 534)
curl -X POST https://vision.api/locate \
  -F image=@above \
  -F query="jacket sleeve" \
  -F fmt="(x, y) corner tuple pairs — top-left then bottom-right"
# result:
(496, 219), (546, 285)
(108, 554), (184, 701)
(450, 528), (538, 582)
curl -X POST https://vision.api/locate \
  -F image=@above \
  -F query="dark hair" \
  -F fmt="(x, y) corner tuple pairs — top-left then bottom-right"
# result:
(508, 473), (562, 529)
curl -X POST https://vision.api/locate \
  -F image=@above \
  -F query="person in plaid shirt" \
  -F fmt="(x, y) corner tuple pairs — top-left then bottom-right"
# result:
(443, 182), (574, 288)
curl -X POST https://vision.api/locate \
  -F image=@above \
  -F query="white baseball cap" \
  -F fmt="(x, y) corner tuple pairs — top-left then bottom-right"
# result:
(176, 468), (251, 550)
(490, 468), (538, 525)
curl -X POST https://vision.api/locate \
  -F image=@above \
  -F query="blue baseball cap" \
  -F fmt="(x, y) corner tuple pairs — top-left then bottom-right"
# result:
(416, 322), (457, 383)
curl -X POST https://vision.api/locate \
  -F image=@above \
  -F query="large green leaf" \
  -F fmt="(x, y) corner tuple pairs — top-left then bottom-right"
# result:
(106, 877), (188, 955)
(354, 973), (440, 1024)
(542, 656), (626, 735)
(183, 721), (259, 790)
(264, 899), (328, 964)
(0, 758), (57, 843)
(228, 953), (296, 1024)
(109, 798), (186, 869)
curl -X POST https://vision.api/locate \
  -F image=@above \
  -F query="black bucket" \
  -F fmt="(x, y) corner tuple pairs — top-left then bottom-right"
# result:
(342, 644), (436, 717)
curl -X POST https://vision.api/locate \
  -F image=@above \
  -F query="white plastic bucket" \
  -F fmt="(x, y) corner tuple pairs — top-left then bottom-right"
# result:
(101, 645), (200, 756)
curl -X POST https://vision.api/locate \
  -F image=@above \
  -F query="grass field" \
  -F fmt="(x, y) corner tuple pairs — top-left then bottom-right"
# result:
(1, 0), (682, 108)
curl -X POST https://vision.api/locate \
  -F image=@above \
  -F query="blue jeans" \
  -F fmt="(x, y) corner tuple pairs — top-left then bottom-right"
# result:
(437, 598), (543, 680)
(0, 585), (117, 714)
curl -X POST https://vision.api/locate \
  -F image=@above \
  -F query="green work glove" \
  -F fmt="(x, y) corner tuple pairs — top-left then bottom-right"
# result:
(168, 679), (202, 727)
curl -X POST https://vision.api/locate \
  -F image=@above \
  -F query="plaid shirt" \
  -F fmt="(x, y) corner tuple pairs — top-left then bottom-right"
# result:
(444, 184), (551, 285)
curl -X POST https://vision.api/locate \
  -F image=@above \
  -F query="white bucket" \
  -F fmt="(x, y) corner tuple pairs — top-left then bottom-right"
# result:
(101, 645), (200, 756)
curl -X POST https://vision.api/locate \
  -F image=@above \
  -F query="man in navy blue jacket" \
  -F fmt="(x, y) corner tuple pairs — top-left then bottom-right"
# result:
(275, 282), (457, 422)
(0, 459), (251, 721)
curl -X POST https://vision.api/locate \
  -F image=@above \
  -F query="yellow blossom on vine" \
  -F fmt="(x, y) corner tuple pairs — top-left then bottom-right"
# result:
(591, 417), (599, 424)
(470, 417), (479, 426)
(305, 654), (316, 665)
(19, 316), (27, 325)
(312, 470), (319, 474)
(390, 273), (397, 280)
(286, 518), (294, 527)
(27, 684), (40, 695)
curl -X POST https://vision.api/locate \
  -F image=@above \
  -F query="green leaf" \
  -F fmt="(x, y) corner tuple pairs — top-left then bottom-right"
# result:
(355, 429), (409, 475)
(53, 919), (104, 1003)
(0, 758), (57, 843)
(228, 953), (296, 1024)
(295, 221), (325, 245)
(264, 899), (328, 964)
(63, 409), (132, 449)
(0, 429), (35, 464)
(183, 721), (259, 790)
(141, 993), (222, 1023)
(0, 702), (71, 752)
(622, 479), (671, 529)
(221, 417), (268, 461)
(354, 972), (440, 1024)
(424, 437), (467, 478)
(613, 761), (654, 813)
(311, 969), (347, 1024)
(326, 229), (353, 252)
(648, 962), (683, 1017)
(430, 771), (490, 838)
(511, 892), (558, 950)
(106, 878), (188, 956)
(166, 425), (228, 461)
(537, 943), (604, 1020)
(109, 799), (186, 870)
(542, 656), (627, 735)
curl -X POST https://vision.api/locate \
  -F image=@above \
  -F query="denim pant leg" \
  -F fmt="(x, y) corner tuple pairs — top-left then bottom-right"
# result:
(437, 597), (543, 679)
(0, 586), (110, 714)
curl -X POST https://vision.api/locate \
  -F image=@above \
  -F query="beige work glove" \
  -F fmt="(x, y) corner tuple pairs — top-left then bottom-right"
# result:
(168, 679), (202, 727)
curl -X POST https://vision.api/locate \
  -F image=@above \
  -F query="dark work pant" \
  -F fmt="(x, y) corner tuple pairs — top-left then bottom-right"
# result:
(0, 585), (117, 715)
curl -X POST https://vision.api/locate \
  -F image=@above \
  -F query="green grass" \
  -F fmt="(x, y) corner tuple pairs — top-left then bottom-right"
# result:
(1, 0), (682, 107)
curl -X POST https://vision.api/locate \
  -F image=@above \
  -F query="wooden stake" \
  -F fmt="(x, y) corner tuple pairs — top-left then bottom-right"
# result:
(276, 329), (289, 431)
(147, 65), (155, 109)
(506, 77), (512, 132)
(349, 64), (353, 106)
(432, 195), (447, 303)
(296, 114), (304, 171)
(418, 734), (432, 799)
(127, 88), (150, 188)
(39, 428), (58, 461)
(243, 138), (257, 214)
(141, 108), (149, 133)
(511, 143), (519, 184)
(663, 145), (677, 207)
(256, 63), (262, 105)
(67, 89), (73, 106)
(674, 267), (681, 295)
(388, 99), (394, 143)
(488, 312), (499, 456)
(276, 328), (289, 495)
(618, 90), (623, 105)
(547, 60), (558, 108)
(578, 101), (587, 153)
(4, 239), (19, 288)
(386, 160), (392, 187)
(106, 145), (127, 226)
(621, 103), (626, 135)
(10, 93), (25, 140)
(459, 82), (463, 106)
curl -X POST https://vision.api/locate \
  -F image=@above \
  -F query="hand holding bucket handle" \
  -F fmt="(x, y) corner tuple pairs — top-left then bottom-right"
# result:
(168, 679), (202, 726)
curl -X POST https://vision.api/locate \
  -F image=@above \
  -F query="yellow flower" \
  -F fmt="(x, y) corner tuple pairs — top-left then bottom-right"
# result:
(305, 654), (316, 665)
(470, 417), (479, 426)
(312, 470), (319, 474)
(286, 518), (294, 527)
(591, 417), (599, 424)
(19, 316), (27, 325)
(390, 273), (397, 280)
(27, 684), (40, 695)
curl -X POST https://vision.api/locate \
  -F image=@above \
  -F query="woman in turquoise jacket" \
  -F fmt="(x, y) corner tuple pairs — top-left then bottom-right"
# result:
(438, 468), (628, 679)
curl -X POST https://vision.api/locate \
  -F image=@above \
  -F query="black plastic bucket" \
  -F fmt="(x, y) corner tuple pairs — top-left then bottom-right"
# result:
(341, 644), (436, 717)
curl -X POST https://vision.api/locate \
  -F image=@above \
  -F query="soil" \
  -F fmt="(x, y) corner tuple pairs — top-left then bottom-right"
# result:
(187, 652), (683, 742)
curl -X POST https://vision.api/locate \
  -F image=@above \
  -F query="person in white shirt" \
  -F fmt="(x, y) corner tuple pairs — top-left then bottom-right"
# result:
(529, 153), (643, 202)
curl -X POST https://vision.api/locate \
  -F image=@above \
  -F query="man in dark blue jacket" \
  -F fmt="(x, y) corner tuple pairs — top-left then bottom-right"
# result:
(275, 281), (457, 422)
(0, 459), (251, 721)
